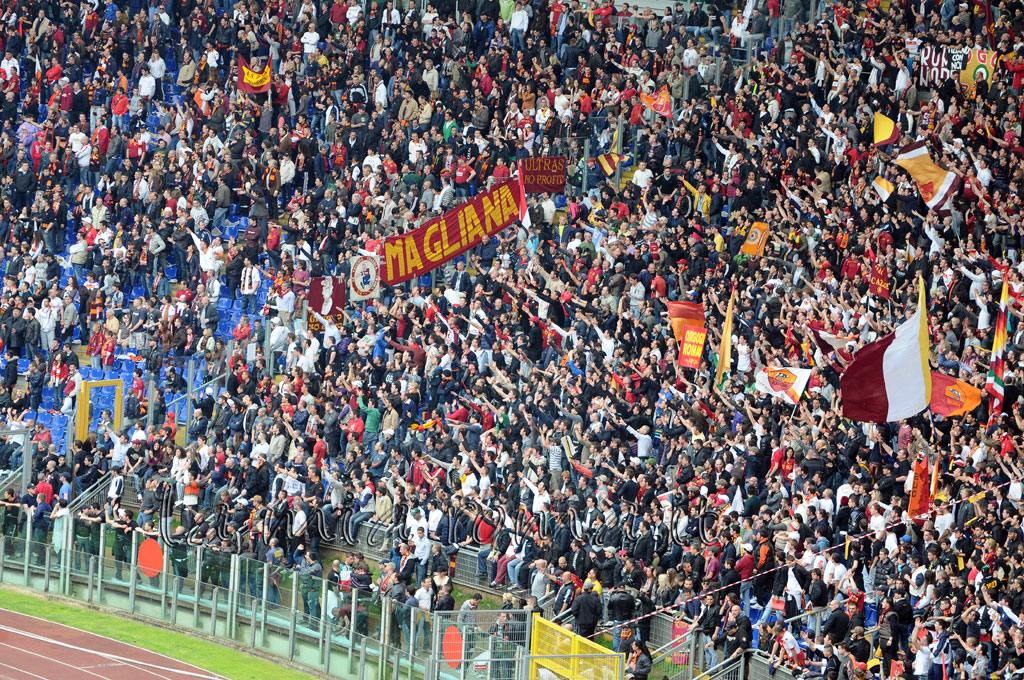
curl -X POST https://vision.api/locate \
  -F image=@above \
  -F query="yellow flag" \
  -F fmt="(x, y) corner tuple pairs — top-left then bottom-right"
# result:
(715, 288), (735, 388)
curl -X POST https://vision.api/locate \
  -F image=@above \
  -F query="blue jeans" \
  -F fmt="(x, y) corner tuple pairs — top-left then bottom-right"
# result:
(741, 580), (753, 617)
(241, 294), (257, 314)
(611, 621), (626, 652)
(477, 548), (491, 578)
(511, 29), (525, 51)
(349, 511), (372, 540)
(507, 558), (524, 587)
(704, 634), (719, 668)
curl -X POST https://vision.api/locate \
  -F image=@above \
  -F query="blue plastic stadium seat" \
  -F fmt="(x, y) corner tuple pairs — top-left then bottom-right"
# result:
(24, 410), (36, 422)
(166, 265), (177, 280)
(17, 359), (28, 374)
(217, 298), (230, 311)
(228, 204), (239, 218)
(37, 411), (51, 426)
(238, 216), (250, 228)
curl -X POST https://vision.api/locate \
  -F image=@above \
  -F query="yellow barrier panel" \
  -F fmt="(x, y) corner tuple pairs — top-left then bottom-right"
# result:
(75, 379), (123, 442)
(529, 612), (623, 680)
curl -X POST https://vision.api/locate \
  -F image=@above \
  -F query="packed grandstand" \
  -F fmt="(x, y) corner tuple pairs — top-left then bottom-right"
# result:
(0, 0), (1023, 678)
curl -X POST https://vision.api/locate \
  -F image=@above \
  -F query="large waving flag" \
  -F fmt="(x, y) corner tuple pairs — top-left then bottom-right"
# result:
(840, 277), (931, 422)
(873, 113), (900, 147)
(894, 142), (960, 211)
(641, 85), (673, 118)
(985, 279), (1009, 423)
(714, 288), (736, 388)
(930, 372), (982, 417)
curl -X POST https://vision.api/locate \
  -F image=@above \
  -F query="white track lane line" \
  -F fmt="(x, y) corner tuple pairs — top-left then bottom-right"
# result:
(0, 661), (48, 680)
(0, 642), (111, 680)
(0, 630), (211, 680)
(0, 609), (228, 680)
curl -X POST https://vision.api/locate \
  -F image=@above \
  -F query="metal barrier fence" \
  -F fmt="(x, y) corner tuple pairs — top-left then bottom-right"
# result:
(0, 505), (623, 680)
(1, 466), (817, 680)
(0, 511), (414, 680)
(103, 472), (682, 651)
(426, 608), (530, 680)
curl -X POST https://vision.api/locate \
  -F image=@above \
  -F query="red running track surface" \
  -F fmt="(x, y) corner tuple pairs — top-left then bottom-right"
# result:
(0, 608), (230, 680)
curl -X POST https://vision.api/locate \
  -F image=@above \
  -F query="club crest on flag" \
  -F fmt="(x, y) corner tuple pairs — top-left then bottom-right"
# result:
(767, 368), (799, 392)
(919, 181), (935, 203)
(740, 222), (770, 257)
(940, 384), (966, 413)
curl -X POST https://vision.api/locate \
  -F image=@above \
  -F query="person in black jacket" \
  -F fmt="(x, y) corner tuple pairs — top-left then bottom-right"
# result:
(633, 522), (655, 568)
(2, 349), (17, 389)
(821, 598), (850, 644)
(608, 583), (637, 651)
(772, 552), (810, 619)
(592, 546), (619, 588)
(569, 581), (602, 638)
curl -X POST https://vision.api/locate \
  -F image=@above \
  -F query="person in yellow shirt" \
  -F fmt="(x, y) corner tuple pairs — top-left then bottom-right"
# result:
(683, 177), (711, 222)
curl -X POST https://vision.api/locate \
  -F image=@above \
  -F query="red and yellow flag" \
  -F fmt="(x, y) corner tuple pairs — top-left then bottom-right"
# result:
(237, 56), (272, 93)
(929, 372), (982, 417)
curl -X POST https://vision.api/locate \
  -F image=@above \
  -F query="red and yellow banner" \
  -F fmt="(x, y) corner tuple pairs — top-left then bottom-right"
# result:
(238, 57), (271, 93)
(641, 85), (672, 118)
(678, 326), (708, 369)
(382, 178), (526, 285)
(519, 157), (566, 193)
(869, 263), (890, 300)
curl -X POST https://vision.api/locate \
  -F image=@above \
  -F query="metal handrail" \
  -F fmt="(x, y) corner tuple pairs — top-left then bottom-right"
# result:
(0, 464), (24, 496)
(69, 475), (111, 513)
(682, 656), (743, 680)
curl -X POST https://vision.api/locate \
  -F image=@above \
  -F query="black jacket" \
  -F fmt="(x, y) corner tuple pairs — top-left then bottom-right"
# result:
(570, 590), (602, 629)
(607, 589), (636, 622)
(821, 608), (850, 642)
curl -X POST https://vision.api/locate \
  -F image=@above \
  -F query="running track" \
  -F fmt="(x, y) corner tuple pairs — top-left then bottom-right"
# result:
(0, 608), (230, 680)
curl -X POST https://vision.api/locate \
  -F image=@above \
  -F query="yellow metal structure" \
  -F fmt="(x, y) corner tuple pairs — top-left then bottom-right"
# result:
(75, 379), (124, 442)
(528, 612), (623, 680)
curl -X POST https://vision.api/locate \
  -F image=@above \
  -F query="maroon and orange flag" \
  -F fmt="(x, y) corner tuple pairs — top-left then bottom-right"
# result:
(641, 85), (672, 118)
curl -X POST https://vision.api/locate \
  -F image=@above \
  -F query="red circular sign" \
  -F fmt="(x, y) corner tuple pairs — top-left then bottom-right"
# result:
(138, 538), (164, 578)
(442, 625), (464, 668)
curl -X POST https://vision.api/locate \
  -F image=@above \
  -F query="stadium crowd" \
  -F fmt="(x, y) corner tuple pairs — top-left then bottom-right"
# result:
(0, 0), (1023, 678)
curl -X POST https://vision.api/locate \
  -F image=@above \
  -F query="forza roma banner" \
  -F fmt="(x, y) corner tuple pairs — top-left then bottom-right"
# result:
(237, 56), (271, 93)
(382, 178), (526, 285)
(917, 45), (999, 94)
(519, 157), (566, 193)
(677, 326), (708, 369)
(307, 276), (347, 332)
